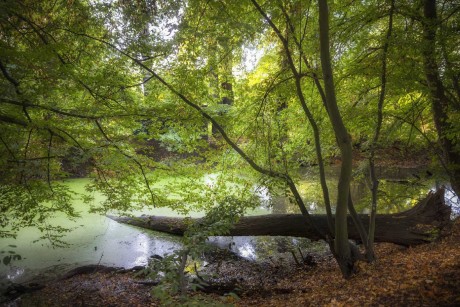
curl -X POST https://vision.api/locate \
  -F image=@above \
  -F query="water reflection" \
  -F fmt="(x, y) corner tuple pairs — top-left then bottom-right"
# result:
(252, 186), (270, 208)
(207, 236), (328, 262)
(1, 167), (458, 291)
(133, 233), (150, 266)
(0, 217), (182, 287)
(259, 166), (453, 215)
(237, 242), (257, 260)
(433, 185), (459, 218)
(6, 266), (24, 281)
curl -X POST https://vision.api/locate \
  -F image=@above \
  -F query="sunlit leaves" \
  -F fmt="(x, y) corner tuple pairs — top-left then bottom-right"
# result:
(1, 0), (459, 251)
(0, 181), (78, 244)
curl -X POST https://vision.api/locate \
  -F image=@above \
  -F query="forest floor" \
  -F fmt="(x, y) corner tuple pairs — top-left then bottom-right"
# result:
(5, 217), (460, 307)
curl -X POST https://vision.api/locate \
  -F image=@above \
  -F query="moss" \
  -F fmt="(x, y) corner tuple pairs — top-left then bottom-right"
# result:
(414, 223), (440, 241)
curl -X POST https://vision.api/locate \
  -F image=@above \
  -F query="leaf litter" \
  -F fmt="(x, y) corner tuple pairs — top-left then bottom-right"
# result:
(8, 218), (460, 306)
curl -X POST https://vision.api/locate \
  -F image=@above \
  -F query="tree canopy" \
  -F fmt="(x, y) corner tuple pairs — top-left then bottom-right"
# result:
(1, 0), (459, 277)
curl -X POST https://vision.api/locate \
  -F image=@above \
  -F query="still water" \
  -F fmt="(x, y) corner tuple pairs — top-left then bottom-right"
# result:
(0, 166), (456, 288)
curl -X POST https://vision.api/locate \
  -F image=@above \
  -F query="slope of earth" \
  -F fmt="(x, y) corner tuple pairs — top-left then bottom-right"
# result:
(6, 218), (460, 307)
(238, 218), (460, 306)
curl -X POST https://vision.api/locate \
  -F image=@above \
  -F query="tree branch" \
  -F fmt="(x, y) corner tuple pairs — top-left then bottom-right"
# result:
(0, 98), (99, 120)
(0, 115), (28, 127)
(65, 29), (325, 239)
(94, 120), (157, 207)
(251, 0), (333, 236)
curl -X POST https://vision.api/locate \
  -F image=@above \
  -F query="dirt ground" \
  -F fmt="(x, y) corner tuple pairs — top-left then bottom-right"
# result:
(3, 217), (459, 307)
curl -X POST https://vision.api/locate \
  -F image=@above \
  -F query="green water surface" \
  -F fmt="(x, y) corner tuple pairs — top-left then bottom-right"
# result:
(0, 167), (444, 287)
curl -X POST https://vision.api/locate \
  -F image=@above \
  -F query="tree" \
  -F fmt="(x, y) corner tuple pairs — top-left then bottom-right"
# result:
(1, 0), (457, 278)
(316, 0), (355, 275)
(0, 0), (167, 241)
(420, 0), (460, 196)
(108, 187), (451, 247)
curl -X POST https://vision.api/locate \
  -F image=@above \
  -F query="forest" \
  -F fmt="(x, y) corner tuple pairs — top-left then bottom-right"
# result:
(1, 0), (459, 305)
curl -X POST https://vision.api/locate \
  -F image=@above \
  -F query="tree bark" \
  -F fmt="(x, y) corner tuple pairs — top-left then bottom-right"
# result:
(367, 0), (395, 262)
(318, 0), (354, 277)
(422, 0), (460, 196)
(108, 189), (451, 246)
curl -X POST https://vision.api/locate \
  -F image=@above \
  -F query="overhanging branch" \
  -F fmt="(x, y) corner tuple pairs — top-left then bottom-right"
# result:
(65, 29), (325, 239)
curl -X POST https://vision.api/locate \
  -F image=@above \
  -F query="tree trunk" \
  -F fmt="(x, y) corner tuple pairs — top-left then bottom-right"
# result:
(422, 0), (460, 196)
(318, 0), (354, 277)
(108, 189), (451, 246)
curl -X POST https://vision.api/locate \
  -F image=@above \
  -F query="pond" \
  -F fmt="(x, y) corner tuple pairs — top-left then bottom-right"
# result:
(0, 166), (457, 290)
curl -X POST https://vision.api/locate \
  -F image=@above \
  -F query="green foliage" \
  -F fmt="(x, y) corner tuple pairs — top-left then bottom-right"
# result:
(145, 251), (187, 300)
(140, 249), (232, 306)
(0, 0), (459, 279)
(0, 182), (78, 243)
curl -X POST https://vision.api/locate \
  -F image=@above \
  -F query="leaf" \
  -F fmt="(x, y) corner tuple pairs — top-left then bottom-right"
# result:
(226, 292), (240, 301)
(3, 255), (11, 266)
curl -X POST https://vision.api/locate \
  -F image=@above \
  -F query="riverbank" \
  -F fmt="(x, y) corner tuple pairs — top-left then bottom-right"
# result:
(5, 218), (459, 306)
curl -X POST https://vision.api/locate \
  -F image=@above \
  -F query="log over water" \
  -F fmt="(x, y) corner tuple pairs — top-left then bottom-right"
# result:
(108, 189), (452, 246)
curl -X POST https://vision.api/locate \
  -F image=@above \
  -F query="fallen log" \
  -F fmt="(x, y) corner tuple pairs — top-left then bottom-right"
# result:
(108, 188), (452, 246)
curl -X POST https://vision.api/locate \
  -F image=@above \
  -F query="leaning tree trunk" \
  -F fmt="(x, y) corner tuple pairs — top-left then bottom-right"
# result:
(108, 189), (451, 246)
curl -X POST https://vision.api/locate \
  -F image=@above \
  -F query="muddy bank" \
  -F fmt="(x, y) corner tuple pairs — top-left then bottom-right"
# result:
(2, 243), (325, 305)
(4, 219), (460, 306)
